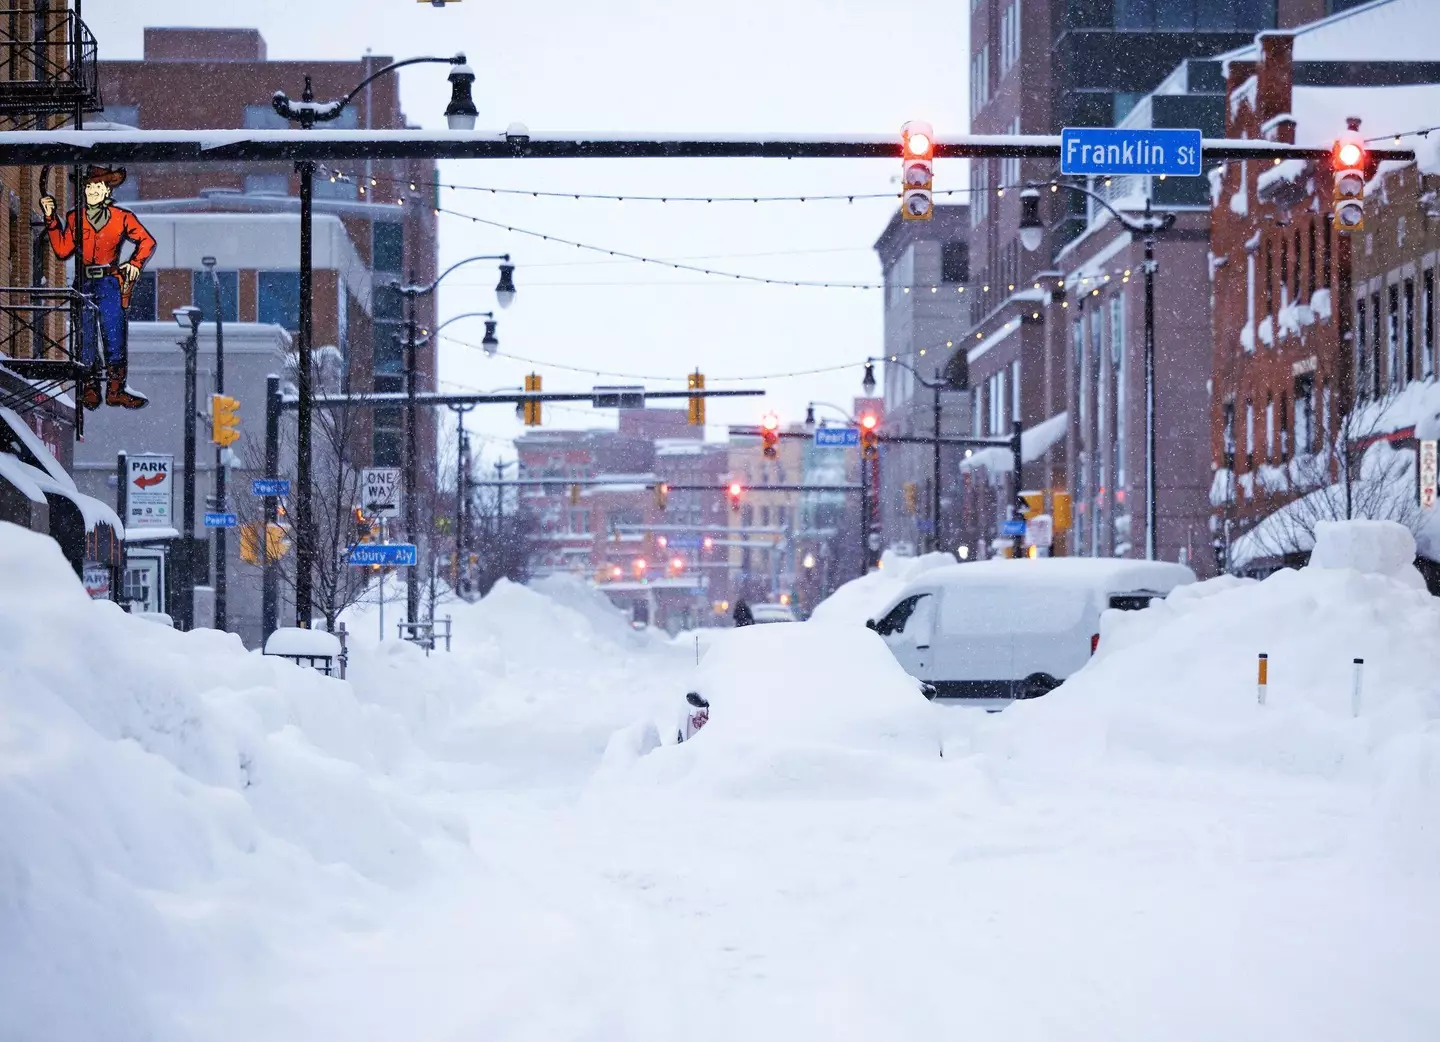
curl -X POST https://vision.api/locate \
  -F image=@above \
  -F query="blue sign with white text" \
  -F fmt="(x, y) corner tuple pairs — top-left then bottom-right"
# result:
(204, 512), (238, 528)
(347, 543), (418, 567)
(252, 478), (290, 497)
(667, 535), (703, 549)
(1001, 519), (1027, 538)
(1060, 127), (1202, 178)
(814, 426), (860, 448)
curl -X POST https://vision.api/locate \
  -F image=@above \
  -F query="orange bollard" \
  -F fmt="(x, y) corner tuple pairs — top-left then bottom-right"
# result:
(1257, 652), (1268, 706)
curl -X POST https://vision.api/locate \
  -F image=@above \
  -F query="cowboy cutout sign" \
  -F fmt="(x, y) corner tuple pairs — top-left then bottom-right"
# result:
(40, 165), (156, 410)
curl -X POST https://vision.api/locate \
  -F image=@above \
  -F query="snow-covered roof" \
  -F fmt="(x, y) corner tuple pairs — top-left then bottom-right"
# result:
(0, 407), (124, 535)
(1286, 0), (1435, 62)
(898, 556), (1196, 598)
(1289, 83), (1440, 147)
(966, 317), (1022, 365)
(960, 411), (1068, 477)
(1352, 379), (1440, 440)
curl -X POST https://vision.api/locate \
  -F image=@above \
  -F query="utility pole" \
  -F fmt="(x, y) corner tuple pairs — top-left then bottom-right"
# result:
(173, 306), (201, 630)
(262, 375), (280, 642)
(204, 256), (228, 630)
(932, 381), (942, 554)
(404, 275), (421, 626)
(448, 403), (475, 593)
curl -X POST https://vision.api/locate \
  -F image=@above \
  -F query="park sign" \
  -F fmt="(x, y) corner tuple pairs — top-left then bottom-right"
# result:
(126, 454), (174, 531)
(1060, 127), (1202, 178)
(347, 543), (417, 567)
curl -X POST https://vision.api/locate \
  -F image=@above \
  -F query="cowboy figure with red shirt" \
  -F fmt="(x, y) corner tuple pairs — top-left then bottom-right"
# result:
(40, 165), (157, 410)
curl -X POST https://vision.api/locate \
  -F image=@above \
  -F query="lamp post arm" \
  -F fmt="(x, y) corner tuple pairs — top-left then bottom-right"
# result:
(403, 253), (512, 297)
(411, 310), (496, 347)
(1039, 180), (1176, 235)
(273, 55), (465, 125)
(871, 354), (946, 391)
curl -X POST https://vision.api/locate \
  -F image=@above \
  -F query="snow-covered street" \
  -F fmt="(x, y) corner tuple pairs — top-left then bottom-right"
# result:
(5, 519), (1440, 1042)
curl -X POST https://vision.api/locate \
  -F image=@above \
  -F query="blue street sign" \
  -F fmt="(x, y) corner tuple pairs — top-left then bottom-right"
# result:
(667, 535), (703, 549)
(252, 478), (290, 497)
(1060, 127), (1202, 178)
(1001, 519), (1027, 538)
(204, 512), (238, 528)
(915, 520), (935, 534)
(814, 426), (860, 448)
(347, 543), (418, 567)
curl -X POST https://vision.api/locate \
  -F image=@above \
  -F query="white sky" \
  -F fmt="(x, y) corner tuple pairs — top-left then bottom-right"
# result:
(89, 1), (969, 464)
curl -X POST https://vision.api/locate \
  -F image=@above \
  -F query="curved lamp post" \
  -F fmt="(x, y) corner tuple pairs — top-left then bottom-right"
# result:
(1019, 182), (1174, 561)
(271, 53), (476, 629)
(394, 256), (515, 625)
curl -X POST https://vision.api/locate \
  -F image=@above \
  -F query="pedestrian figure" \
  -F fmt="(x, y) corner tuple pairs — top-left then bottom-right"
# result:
(41, 165), (157, 410)
(733, 599), (754, 627)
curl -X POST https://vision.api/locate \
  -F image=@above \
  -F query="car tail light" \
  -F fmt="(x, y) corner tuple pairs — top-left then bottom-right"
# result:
(1090, 633), (1100, 655)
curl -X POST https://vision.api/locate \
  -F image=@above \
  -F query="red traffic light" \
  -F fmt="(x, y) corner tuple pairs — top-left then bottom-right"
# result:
(728, 481), (742, 497)
(761, 411), (780, 432)
(1335, 140), (1364, 168)
(860, 413), (878, 431)
(902, 120), (934, 159)
(670, 556), (685, 572)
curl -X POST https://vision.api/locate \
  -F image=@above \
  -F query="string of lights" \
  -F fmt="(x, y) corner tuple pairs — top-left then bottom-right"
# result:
(316, 164), (989, 205)
(442, 334), (868, 383)
(1365, 123), (1440, 144)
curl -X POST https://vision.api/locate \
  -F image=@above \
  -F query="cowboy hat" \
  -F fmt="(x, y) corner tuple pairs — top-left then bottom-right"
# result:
(83, 165), (127, 188)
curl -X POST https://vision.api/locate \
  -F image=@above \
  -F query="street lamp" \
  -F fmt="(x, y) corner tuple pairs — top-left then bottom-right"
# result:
(867, 353), (968, 554)
(173, 305), (202, 631)
(412, 310), (499, 356)
(1018, 181), (1175, 561)
(271, 52), (474, 630)
(395, 255), (516, 625)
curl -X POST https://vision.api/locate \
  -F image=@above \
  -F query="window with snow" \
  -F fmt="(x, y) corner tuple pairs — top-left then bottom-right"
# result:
(1294, 374), (1314, 456)
(1388, 285), (1401, 390)
(1424, 269), (1436, 380)
(1246, 401), (1255, 460)
(1265, 396), (1275, 460)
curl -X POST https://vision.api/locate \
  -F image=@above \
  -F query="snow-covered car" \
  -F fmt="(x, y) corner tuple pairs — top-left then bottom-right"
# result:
(750, 602), (798, 624)
(672, 620), (939, 757)
(868, 557), (1195, 703)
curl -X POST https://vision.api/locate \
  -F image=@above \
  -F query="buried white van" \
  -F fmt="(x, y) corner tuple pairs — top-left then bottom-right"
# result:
(866, 557), (1195, 703)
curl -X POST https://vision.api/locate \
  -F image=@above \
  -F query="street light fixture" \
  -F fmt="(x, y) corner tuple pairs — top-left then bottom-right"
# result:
(396, 257), (516, 626)
(1018, 180), (1175, 560)
(867, 353), (968, 553)
(173, 305), (202, 631)
(271, 52), (472, 630)
(412, 310), (499, 355)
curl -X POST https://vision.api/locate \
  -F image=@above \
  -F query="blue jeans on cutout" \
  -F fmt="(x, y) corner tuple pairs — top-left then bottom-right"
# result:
(79, 276), (127, 369)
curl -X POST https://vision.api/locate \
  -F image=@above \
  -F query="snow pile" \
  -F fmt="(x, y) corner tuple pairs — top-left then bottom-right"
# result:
(0, 522), (472, 1042)
(972, 523), (1440, 855)
(604, 622), (941, 797)
(807, 549), (956, 625)
(529, 571), (662, 647)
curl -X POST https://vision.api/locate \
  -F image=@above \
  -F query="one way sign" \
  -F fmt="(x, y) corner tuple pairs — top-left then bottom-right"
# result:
(361, 467), (402, 517)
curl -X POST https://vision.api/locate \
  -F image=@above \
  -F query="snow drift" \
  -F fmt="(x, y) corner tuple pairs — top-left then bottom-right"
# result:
(807, 550), (957, 626)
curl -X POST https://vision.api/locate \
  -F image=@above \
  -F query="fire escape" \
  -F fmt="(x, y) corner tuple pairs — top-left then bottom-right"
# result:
(0, 3), (101, 436)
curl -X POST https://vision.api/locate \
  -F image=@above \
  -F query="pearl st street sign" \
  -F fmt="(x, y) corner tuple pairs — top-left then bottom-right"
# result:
(813, 426), (860, 448)
(1060, 127), (1202, 178)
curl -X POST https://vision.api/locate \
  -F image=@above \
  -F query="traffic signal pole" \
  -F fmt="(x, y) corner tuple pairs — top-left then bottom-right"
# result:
(210, 269), (228, 630)
(263, 375), (281, 643)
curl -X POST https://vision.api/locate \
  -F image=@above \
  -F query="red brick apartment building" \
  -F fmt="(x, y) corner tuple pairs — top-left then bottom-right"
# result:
(1207, 11), (1440, 573)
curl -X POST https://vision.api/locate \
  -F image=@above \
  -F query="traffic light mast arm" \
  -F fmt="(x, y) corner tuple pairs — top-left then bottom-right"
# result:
(280, 387), (765, 411)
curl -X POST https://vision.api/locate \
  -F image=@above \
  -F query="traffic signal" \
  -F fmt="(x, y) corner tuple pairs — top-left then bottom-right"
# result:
(860, 412), (879, 460)
(353, 506), (374, 542)
(655, 482), (669, 510)
(1051, 491), (1072, 530)
(1331, 122), (1367, 234)
(901, 120), (934, 221)
(239, 523), (289, 564)
(761, 412), (780, 459)
(211, 394), (240, 446)
(523, 372), (542, 425)
(727, 481), (742, 512)
(687, 369), (706, 426)
(669, 556), (685, 574)
(1019, 491), (1044, 520)
(903, 482), (917, 515)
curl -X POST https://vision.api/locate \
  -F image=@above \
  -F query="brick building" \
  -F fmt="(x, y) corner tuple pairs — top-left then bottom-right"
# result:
(97, 27), (442, 471)
(1206, 2), (1440, 573)
(727, 425), (806, 605)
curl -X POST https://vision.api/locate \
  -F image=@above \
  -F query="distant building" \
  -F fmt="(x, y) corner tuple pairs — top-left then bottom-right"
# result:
(872, 204), (971, 555)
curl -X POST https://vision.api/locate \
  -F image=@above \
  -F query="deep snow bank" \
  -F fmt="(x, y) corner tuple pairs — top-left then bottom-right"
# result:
(603, 622), (942, 797)
(970, 522), (1440, 861)
(807, 550), (956, 625)
(0, 522), (473, 1042)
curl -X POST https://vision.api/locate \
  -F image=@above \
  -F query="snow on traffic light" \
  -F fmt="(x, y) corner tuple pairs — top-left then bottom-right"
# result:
(1332, 119), (1368, 234)
(901, 120), (934, 221)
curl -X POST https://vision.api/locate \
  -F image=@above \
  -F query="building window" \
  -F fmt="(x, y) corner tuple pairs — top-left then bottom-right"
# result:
(127, 271), (157, 322)
(1222, 401), (1235, 457)
(1245, 400), (1255, 462)
(1279, 240), (1288, 307)
(1371, 291), (1382, 396)
(1265, 395), (1275, 460)
(1307, 223), (1317, 299)
(191, 270), (239, 324)
(1294, 373), (1314, 454)
(1111, 295), (1126, 486)
(942, 241), (968, 284)
(1388, 284), (1401, 390)
(373, 222), (404, 274)
(1355, 298), (1368, 398)
(257, 271), (301, 332)
(1264, 240), (1274, 316)
(1424, 268), (1436, 380)
(1322, 219), (1333, 286)
(243, 173), (288, 195)
(373, 330), (404, 374)
(315, 177), (360, 201)
(1292, 229), (1301, 299)
(972, 386), (983, 437)
(1404, 277), (1416, 384)
(1279, 395), (1289, 458)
